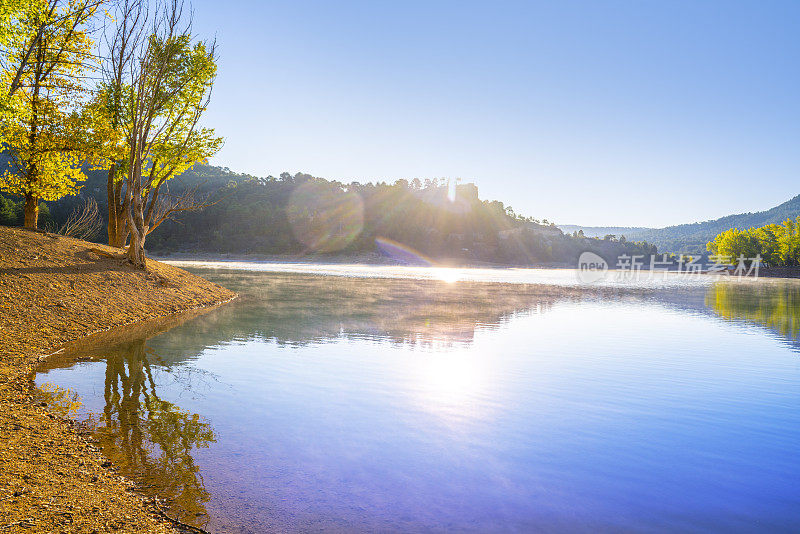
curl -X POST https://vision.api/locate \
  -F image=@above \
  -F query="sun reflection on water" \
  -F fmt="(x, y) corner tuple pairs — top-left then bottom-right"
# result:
(434, 268), (462, 284)
(411, 348), (490, 422)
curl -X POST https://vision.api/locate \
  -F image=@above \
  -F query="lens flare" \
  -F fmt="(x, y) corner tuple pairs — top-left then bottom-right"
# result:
(287, 181), (364, 253)
(375, 237), (434, 266)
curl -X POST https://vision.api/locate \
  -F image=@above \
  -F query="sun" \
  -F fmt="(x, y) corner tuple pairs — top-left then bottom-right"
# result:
(435, 268), (462, 284)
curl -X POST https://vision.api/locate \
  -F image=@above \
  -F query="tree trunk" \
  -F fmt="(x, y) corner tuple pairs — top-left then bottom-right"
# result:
(126, 179), (147, 268)
(109, 219), (122, 247)
(109, 211), (129, 247)
(107, 164), (119, 245)
(23, 193), (39, 229)
(126, 226), (146, 268)
(107, 164), (130, 247)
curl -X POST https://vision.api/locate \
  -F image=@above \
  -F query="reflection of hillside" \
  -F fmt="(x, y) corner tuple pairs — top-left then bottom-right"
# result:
(36, 273), (599, 530)
(706, 281), (800, 344)
(39, 336), (217, 528)
(147, 272), (598, 359)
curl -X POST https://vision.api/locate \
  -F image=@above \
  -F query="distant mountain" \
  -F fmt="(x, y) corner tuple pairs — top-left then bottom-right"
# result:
(560, 194), (800, 254)
(558, 225), (649, 239)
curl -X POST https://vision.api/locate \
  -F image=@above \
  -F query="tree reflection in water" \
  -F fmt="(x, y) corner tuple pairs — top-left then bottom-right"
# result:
(158, 272), (576, 352)
(37, 272), (635, 531)
(707, 280), (800, 342)
(53, 333), (217, 528)
(35, 271), (800, 532)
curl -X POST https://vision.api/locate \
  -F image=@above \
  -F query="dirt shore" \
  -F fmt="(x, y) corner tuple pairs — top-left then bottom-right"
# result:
(0, 226), (235, 533)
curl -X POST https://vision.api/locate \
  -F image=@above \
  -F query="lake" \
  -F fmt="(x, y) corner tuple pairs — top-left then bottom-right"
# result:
(35, 263), (800, 533)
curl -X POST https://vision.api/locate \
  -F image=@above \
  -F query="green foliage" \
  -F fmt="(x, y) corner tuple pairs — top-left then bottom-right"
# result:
(118, 35), (222, 192)
(37, 164), (659, 265)
(0, 192), (52, 226)
(128, 167), (656, 264)
(0, 193), (18, 225)
(706, 216), (800, 266)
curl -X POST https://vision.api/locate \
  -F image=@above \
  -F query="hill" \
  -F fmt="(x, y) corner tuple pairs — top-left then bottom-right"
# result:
(558, 225), (649, 239)
(7, 162), (796, 257)
(560, 194), (800, 254)
(4, 164), (659, 266)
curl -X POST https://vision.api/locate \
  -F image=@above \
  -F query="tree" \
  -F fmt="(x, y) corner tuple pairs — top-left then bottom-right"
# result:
(753, 224), (782, 265)
(0, 0), (46, 113)
(706, 228), (759, 262)
(117, 0), (222, 266)
(706, 218), (800, 267)
(778, 217), (800, 266)
(0, 0), (101, 228)
(96, 0), (145, 246)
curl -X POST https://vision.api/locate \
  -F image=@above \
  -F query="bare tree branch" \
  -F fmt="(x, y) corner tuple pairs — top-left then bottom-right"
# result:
(58, 196), (102, 239)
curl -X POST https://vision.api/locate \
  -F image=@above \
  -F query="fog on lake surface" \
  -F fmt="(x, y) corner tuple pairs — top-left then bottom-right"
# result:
(36, 263), (800, 533)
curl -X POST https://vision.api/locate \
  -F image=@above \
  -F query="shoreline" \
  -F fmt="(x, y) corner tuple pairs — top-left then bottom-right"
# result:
(151, 250), (574, 270)
(0, 227), (236, 532)
(155, 253), (800, 280)
(5, 230), (800, 531)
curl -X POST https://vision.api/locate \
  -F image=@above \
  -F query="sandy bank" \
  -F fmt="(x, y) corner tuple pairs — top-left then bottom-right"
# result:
(0, 226), (235, 532)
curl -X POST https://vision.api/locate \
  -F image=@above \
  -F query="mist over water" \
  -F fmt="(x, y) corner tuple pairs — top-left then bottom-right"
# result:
(36, 265), (800, 532)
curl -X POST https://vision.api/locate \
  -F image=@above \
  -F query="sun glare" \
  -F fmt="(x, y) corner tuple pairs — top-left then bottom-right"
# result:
(413, 351), (487, 421)
(435, 268), (462, 284)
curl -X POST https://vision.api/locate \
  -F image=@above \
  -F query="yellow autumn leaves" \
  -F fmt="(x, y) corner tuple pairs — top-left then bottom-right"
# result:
(0, 0), (102, 226)
(0, 0), (223, 232)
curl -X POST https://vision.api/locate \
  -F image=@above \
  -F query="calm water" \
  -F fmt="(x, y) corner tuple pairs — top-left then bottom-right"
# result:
(35, 264), (800, 533)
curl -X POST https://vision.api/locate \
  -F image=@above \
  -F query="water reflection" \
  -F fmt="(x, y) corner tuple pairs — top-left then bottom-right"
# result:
(38, 273), (582, 528)
(156, 273), (581, 351)
(97, 338), (215, 524)
(34, 271), (800, 532)
(38, 317), (218, 527)
(707, 280), (800, 343)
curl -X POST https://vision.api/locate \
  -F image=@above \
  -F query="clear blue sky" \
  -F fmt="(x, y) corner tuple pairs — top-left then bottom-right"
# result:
(191, 0), (800, 228)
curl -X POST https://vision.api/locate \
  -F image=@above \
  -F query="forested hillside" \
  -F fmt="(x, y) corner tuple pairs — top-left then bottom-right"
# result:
(7, 160), (797, 260)
(0, 164), (658, 266)
(562, 195), (800, 254)
(558, 225), (649, 239)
